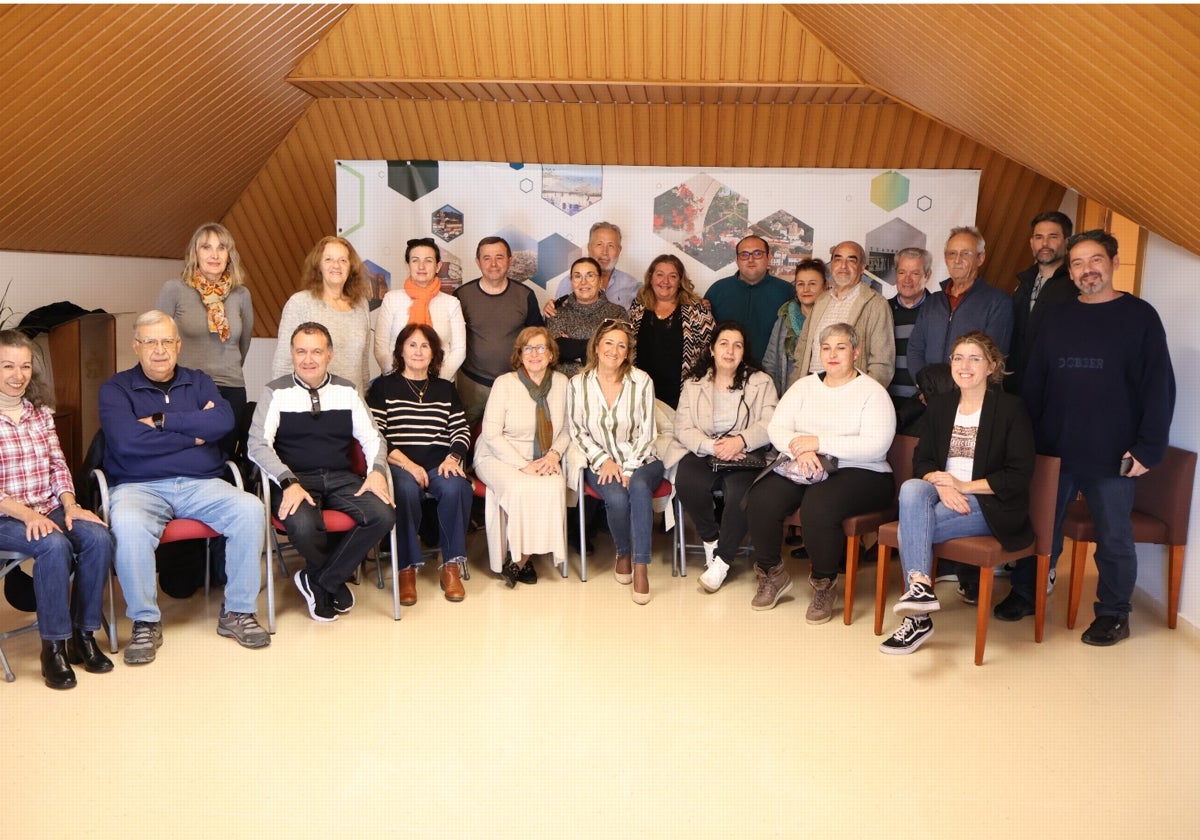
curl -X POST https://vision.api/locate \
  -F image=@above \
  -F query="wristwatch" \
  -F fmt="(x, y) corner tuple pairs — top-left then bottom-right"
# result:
(152, 412), (165, 431)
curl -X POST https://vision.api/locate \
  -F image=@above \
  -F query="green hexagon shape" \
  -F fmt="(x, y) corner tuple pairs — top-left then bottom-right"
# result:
(871, 171), (909, 212)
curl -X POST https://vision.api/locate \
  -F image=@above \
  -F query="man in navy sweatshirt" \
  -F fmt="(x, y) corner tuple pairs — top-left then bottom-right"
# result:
(99, 310), (269, 665)
(249, 322), (394, 622)
(999, 230), (1175, 645)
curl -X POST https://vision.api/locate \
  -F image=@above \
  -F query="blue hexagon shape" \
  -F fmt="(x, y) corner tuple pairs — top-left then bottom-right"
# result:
(865, 217), (927, 290)
(654, 174), (749, 271)
(870, 171), (909, 212)
(751, 210), (814, 281)
(510, 162), (525, 170)
(531, 233), (582, 289)
(362, 259), (391, 311)
(386, 160), (439, 201)
(432, 204), (464, 243)
(541, 164), (602, 216)
(494, 226), (539, 284)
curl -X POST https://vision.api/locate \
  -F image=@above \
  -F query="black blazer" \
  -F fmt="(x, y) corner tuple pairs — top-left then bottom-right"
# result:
(913, 388), (1036, 551)
(1006, 262), (1078, 395)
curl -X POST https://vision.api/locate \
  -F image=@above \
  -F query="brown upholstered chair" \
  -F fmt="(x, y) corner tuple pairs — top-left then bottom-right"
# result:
(1061, 446), (1196, 630)
(875, 454), (1061, 666)
(783, 434), (919, 625)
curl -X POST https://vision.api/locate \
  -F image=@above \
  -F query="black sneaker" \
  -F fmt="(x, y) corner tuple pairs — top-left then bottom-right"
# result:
(294, 569), (337, 622)
(957, 583), (979, 606)
(517, 559), (538, 585)
(894, 579), (941, 615)
(1081, 614), (1130, 646)
(500, 559), (520, 589)
(331, 581), (355, 614)
(879, 615), (934, 655)
(993, 590), (1035, 622)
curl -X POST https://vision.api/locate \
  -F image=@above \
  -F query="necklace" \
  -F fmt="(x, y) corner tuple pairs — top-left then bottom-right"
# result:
(403, 376), (430, 403)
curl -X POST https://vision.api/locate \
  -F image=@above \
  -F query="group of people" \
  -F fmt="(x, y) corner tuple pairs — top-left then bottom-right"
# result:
(0, 210), (1175, 689)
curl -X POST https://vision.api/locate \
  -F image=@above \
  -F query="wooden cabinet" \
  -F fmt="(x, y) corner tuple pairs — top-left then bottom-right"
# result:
(44, 313), (115, 480)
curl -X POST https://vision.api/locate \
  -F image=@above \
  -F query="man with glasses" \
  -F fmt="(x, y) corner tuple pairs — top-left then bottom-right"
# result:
(455, 236), (544, 423)
(98, 310), (269, 664)
(551, 221), (641, 309)
(1005, 211), (1078, 396)
(703, 234), (794, 362)
(906, 226), (1013, 380)
(248, 322), (394, 622)
(789, 240), (895, 389)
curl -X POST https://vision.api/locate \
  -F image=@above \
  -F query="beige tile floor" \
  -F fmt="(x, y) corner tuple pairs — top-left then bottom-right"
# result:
(4, 527), (1199, 839)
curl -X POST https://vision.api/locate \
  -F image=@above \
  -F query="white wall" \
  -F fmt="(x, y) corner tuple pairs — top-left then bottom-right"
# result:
(1138, 234), (1199, 627)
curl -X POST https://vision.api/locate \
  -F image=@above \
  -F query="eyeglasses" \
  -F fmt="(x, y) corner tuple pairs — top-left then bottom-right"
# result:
(598, 318), (634, 332)
(949, 354), (986, 365)
(521, 345), (548, 355)
(944, 250), (977, 260)
(407, 237), (437, 249)
(737, 249), (767, 260)
(134, 338), (180, 350)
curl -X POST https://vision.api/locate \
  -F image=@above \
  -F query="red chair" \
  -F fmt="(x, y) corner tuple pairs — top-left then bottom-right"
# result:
(1061, 445), (1196, 630)
(262, 441), (400, 632)
(92, 459), (241, 649)
(875, 454), (1061, 666)
(783, 434), (919, 625)
(574, 471), (675, 582)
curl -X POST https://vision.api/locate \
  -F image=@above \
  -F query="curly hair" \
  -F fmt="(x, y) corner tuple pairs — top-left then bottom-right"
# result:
(0, 329), (53, 409)
(300, 236), (369, 304)
(634, 253), (702, 310)
(950, 331), (1007, 385)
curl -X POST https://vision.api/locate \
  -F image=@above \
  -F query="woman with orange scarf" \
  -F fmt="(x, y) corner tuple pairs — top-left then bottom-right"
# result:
(272, 236), (373, 393)
(156, 222), (253, 457)
(373, 237), (466, 381)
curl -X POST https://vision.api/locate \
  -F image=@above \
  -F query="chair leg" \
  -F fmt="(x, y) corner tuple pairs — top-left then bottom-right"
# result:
(106, 567), (119, 653)
(577, 485), (588, 582)
(975, 567), (994, 666)
(843, 535), (860, 625)
(1067, 539), (1089, 629)
(1034, 555), (1048, 643)
(874, 544), (890, 636)
(1168, 545), (1183, 629)
(204, 538), (212, 597)
(389, 529), (401, 621)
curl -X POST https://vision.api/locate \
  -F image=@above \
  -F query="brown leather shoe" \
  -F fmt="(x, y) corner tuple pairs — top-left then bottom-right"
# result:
(398, 567), (418, 606)
(440, 562), (465, 602)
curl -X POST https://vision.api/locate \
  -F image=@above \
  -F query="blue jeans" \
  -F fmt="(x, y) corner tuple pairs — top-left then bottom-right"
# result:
(1012, 471), (1136, 618)
(275, 469), (396, 595)
(0, 507), (114, 640)
(585, 460), (665, 565)
(109, 476), (265, 622)
(390, 465), (472, 569)
(897, 479), (991, 615)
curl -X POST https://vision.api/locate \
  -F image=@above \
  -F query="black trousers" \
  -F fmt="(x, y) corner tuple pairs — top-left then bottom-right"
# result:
(746, 468), (894, 579)
(674, 453), (756, 563)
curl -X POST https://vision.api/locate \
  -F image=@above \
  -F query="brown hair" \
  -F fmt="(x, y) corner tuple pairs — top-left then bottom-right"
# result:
(392, 322), (444, 379)
(581, 319), (637, 379)
(951, 331), (1007, 385)
(301, 236), (369, 304)
(0, 329), (53, 408)
(635, 253), (701, 310)
(509, 326), (559, 370)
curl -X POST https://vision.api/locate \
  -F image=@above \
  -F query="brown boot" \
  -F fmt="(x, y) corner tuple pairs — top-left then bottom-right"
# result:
(750, 562), (793, 611)
(398, 567), (418, 606)
(440, 561), (465, 602)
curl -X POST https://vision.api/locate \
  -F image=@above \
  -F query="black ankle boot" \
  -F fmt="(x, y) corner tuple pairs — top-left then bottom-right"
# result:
(41, 640), (78, 690)
(67, 629), (115, 674)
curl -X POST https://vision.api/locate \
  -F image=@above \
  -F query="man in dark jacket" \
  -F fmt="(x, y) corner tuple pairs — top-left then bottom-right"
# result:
(1005, 211), (1079, 395)
(99, 310), (268, 665)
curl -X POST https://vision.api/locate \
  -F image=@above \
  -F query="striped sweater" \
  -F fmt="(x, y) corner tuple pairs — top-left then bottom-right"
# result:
(248, 372), (387, 485)
(366, 374), (471, 470)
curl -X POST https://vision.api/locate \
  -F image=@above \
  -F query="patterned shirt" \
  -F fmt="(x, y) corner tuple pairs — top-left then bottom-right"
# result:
(0, 402), (74, 515)
(567, 367), (658, 474)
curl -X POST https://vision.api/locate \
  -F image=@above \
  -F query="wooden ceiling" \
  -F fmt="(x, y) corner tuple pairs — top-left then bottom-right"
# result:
(3, 5), (1193, 337)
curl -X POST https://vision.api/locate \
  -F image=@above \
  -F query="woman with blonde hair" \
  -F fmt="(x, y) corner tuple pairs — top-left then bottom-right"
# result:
(272, 236), (372, 393)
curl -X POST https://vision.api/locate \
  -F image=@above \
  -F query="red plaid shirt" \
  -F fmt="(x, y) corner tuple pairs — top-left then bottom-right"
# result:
(0, 402), (74, 516)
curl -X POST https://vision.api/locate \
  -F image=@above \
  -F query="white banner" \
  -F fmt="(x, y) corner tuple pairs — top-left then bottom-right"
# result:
(336, 161), (979, 306)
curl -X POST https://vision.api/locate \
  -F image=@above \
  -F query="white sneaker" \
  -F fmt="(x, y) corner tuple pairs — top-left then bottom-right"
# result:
(699, 556), (730, 593)
(1047, 568), (1056, 594)
(702, 540), (718, 567)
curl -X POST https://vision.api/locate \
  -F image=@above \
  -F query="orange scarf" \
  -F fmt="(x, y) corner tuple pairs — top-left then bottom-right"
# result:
(404, 277), (439, 326)
(187, 270), (233, 341)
